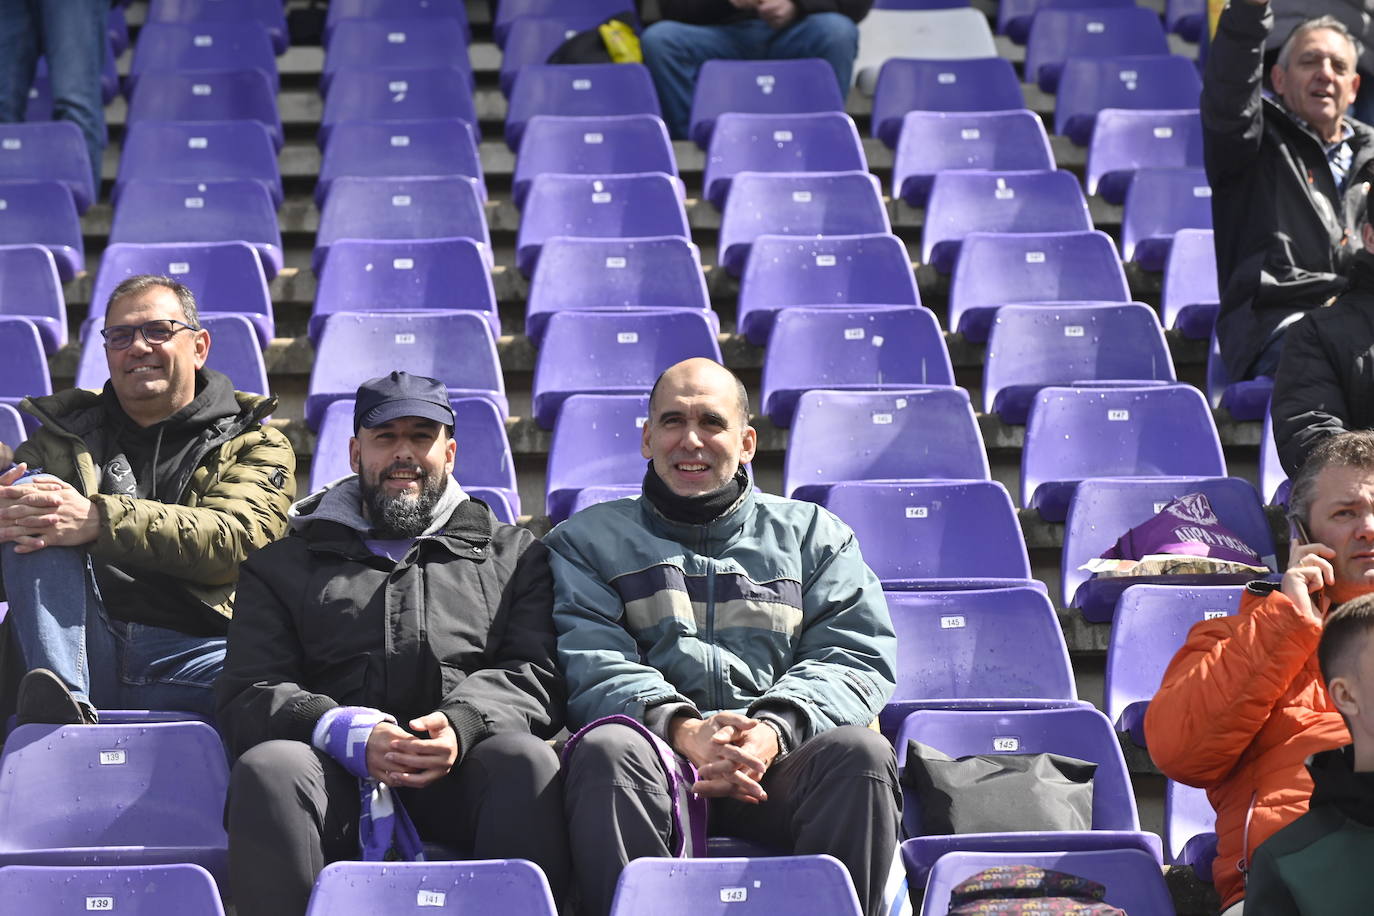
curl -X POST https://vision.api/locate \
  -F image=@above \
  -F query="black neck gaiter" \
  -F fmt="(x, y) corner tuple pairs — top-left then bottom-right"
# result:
(642, 461), (749, 525)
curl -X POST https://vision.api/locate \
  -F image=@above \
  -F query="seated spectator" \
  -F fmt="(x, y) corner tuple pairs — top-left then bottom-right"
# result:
(547, 358), (900, 916)
(0, 275), (294, 724)
(1272, 194), (1374, 477)
(641, 0), (870, 139)
(216, 371), (568, 916)
(1207, 2), (1374, 382)
(1144, 431), (1374, 914)
(1246, 593), (1374, 914)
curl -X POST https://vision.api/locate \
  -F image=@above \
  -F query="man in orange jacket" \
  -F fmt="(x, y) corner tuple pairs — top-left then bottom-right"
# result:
(1145, 431), (1374, 913)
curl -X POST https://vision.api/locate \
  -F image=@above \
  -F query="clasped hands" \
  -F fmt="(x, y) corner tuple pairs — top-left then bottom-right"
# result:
(671, 711), (781, 804)
(729, 0), (799, 29)
(365, 712), (460, 788)
(0, 463), (100, 552)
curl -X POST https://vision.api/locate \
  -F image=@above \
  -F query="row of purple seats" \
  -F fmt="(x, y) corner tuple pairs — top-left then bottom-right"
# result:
(0, 122), (95, 213)
(705, 111), (866, 209)
(315, 176), (489, 275)
(997, 0), (1207, 44)
(128, 69), (283, 149)
(324, 0), (471, 48)
(147, 0), (288, 53)
(493, 0), (633, 47)
(322, 18), (472, 94)
(316, 118), (484, 207)
(321, 68), (478, 146)
(501, 13), (626, 96)
(1055, 56), (1199, 146)
(506, 63), (659, 150)
(1028, 7), (1173, 92)
(129, 21), (279, 95)
(513, 114), (677, 208)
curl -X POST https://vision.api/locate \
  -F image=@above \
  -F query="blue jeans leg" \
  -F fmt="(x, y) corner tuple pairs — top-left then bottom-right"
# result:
(0, 0), (41, 122)
(766, 12), (861, 100)
(641, 20), (757, 140)
(37, 0), (107, 190)
(110, 619), (225, 719)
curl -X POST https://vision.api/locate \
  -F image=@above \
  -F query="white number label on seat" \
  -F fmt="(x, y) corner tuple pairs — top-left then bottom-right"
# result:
(1204, 610), (1228, 620)
(192, 83), (212, 96)
(1087, 21), (1105, 32)
(1064, 325), (1085, 337)
(583, 132), (604, 144)
(815, 254), (836, 266)
(872, 413), (893, 425)
(592, 191), (612, 204)
(387, 32), (407, 43)
(605, 257), (627, 268)
(391, 195), (412, 206)
(573, 79), (592, 90)
(393, 258), (415, 270)
(169, 262), (190, 274)
(193, 34), (213, 46)
(85, 897), (115, 911)
(792, 190), (813, 203)
(720, 888), (748, 903)
(1, 139), (19, 150)
(773, 130), (793, 142)
(993, 737), (1020, 751)
(184, 197), (205, 209)
(1193, 186), (1212, 198)
(617, 332), (639, 344)
(417, 890), (446, 907)
(1108, 409), (1129, 421)
(960, 128), (981, 140)
(390, 135), (410, 147)
(937, 72), (957, 84)
(99, 750), (126, 766)
(906, 507), (928, 519)
(188, 137), (208, 149)
(1025, 251), (1045, 263)
(388, 80), (409, 93)
(940, 615), (966, 629)
(844, 328), (865, 340)
(394, 333), (416, 345)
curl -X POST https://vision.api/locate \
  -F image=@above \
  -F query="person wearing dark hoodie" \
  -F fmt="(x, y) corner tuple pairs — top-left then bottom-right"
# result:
(216, 371), (568, 916)
(1246, 592), (1374, 914)
(0, 274), (295, 725)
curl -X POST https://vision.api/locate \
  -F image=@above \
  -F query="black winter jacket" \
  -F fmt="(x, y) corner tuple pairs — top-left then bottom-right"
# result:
(216, 491), (564, 762)
(1273, 249), (1374, 476)
(658, 0), (871, 25)
(1205, 0), (1374, 381)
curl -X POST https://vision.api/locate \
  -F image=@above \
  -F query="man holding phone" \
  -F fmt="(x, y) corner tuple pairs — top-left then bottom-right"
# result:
(1146, 431), (1374, 914)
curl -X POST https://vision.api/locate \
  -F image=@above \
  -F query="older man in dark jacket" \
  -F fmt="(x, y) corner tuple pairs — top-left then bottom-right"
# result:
(1208, 0), (1374, 382)
(217, 371), (568, 916)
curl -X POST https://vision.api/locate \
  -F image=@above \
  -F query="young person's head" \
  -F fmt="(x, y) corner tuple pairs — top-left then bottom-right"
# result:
(1320, 593), (1374, 765)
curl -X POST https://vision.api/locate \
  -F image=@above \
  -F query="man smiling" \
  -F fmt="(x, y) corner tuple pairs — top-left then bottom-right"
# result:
(0, 274), (294, 724)
(547, 358), (899, 916)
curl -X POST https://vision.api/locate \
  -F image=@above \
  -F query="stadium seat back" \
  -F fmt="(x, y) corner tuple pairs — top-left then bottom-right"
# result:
(514, 114), (677, 209)
(688, 58), (846, 148)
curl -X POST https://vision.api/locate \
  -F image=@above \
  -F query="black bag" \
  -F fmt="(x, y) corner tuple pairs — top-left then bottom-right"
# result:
(546, 13), (638, 65)
(903, 740), (1096, 834)
(947, 866), (1125, 915)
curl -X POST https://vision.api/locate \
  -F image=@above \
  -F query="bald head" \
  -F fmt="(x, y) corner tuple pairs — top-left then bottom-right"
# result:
(649, 358), (750, 427)
(642, 358), (757, 497)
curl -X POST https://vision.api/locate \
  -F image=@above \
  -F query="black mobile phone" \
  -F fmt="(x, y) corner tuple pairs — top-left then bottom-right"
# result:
(1289, 514), (1313, 545)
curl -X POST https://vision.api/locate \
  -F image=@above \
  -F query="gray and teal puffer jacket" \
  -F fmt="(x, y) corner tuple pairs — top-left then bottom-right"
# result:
(545, 486), (896, 741)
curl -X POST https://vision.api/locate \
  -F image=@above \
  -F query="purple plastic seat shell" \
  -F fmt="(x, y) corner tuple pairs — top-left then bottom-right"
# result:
(109, 178), (281, 279)
(688, 58), (847, 149)
(1055, 56), (1201, 147)
(1121, 167), (1213, 268)
(506, 63), (661, 151)
(321, 19), (472, 95)
(316, 118), (484, 207)
(0, 864), (227, 916)
(870, 57), (1025, 148)
(1161, 226), (1219, 338)
(609, 855), (862, 916)
(116, 120), (282, 207)
(514, 114), (677, 209)
(1026, 7), (1171, 92)
(893, 109), (1053, 207)
(319, 67), (478, 148)
(0, 244), (66, 354)
(0, 179), (84, 281)
(705, 111), (866, 209)
(0, 121), (94, 213)
(1086, 107), (1204, 204)
(546, 394), (651, 523)
(305, 860), (557, 916)
(127, 69), (283, 150)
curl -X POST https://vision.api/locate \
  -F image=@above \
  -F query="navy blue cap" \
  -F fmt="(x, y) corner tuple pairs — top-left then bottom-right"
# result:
(353, 371), (454, 432)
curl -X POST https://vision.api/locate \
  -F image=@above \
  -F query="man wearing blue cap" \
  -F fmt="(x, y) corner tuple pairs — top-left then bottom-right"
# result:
(217, 371), (569, 916)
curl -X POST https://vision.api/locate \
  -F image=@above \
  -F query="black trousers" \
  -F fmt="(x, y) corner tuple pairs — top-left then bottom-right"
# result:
(564, 723), (901, 916)
(225, 733), (571, 916)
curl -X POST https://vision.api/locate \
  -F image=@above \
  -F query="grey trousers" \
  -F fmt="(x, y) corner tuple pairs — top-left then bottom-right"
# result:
(225, 733), (571, 916)
(564, 722), (901, 916)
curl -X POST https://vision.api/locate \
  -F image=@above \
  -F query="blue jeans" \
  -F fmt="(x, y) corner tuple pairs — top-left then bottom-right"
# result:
(641, 13), (860, 139)
(2, 544), (224, 719)
(0, 0), (107, 189)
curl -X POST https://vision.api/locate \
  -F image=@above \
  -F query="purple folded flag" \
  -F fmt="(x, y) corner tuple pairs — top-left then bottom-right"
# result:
(1100, 492), (1263, 566)
(314, 706), (426, 862)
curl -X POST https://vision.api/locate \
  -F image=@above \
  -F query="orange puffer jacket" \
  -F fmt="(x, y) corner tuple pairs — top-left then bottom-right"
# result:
(1144, 584), (1349, 911)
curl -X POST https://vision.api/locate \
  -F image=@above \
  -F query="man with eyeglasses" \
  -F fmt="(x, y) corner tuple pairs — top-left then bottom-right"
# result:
(0, 274), (295, 725)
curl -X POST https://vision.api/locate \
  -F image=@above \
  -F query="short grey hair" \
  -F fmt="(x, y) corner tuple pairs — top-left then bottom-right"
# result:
(105, 274), (201, 328)
(1288, 430), (1374, 528)
(1277, 15), (1361, 72)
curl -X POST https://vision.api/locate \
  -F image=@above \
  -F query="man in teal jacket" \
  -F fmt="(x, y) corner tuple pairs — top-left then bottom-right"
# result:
(546, 358), (899, 916)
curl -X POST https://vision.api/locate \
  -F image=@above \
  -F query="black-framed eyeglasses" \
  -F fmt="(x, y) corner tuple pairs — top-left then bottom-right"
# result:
(100, 319), (200, 351)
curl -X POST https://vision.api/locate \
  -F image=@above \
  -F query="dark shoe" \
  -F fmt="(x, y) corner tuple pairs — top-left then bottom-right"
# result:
(16, 668), (97, 726)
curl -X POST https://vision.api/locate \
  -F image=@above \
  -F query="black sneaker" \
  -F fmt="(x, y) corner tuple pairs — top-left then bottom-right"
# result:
(16, 668), (97, 726)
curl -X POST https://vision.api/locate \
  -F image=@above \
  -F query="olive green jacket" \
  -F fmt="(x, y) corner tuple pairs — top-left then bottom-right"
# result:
(4, 385), (296, 635)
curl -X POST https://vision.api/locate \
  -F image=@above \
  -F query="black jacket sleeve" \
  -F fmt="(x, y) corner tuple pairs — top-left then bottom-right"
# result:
(1273, 312), (1349, 477)
(1201, 0), (1271, 184)
(794, 0), (872, 20)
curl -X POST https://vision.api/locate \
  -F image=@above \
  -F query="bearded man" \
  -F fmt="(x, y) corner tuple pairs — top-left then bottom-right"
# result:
(215, 371), (569, 916)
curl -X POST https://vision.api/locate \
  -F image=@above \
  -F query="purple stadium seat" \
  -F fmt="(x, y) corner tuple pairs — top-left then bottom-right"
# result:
(719, 170), (890, 277)
(855, 9), (999, 95)
(1167, 0), (1206, 41)
(127, 69), (283, 151)
(569, 485), (642, 515)
(1026, 7), (1171, 92)
(500, 15), (618, 96)
(514, 114), (677, 209)
(761, 307), (953, 427)
(921, 849), (1174, 916)
(316, 118), (484, 207)
(870, 57), (1025, 148)
(1261, 404), (1288, 506)
(109, 5), (130, 55)
(309, 398), (519, 514)
(0, 403), (25, 449)
(0, 180), (83, 282)
(688, 58), (846, 149)
(0, 317), (50, 433)
(1085, 107), (1203, 203)
(984, 302), (1175, 424)
(322, 19), (471, 95)
(895, 706), (1141, 839)
(546, 394), (650, 523)
(1122, 167), (1212, 269)
(467, 488), (518, 524)
(1166, 780), (1217, 879)
(311, 237), (496, 344)
(923, 171), (1092, 274)
(1022, 384), (1226, 521)
(0, 722), (228, 882)
(130, 21), (277, 94)
(75, 313), (269, 398)
(319, 68), (478, 148)
(493, 0), (637, 48)
(314, 176), (490, 275)
(306, 860), (557, 916)
(0, 122), (94, 213)
(737, 233), (919, 346)
(516, 172), (688, 277)
(109, 178), (282, 279)
(305, 311), (505, 430)
(784, 388), (989, 503)
(821, 481), (1034, 591)
(148, 0), (287, 53)
(1161, 227), (1219, 339)
(1061, 476), (1277, 620)
(610, 856), (862, 916)
(1104, 584), (1241, 747)
(0, 245), (65, 354)
(506, 63), (661, 151)
(116, 120), (282, 207)
(893, 110), (1053, 207)
(525, 236), (711, 346)
(0, 864), (226, 916)
(1056, 56), (1201, 147)
(997, 0), (1135, 42)
(533, 309), (722, 429)
(87, 241), (273, 347)
(323, 0), (469, 47)
(704, 112), (866, 209)
(1206, 329), (1273, 421)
